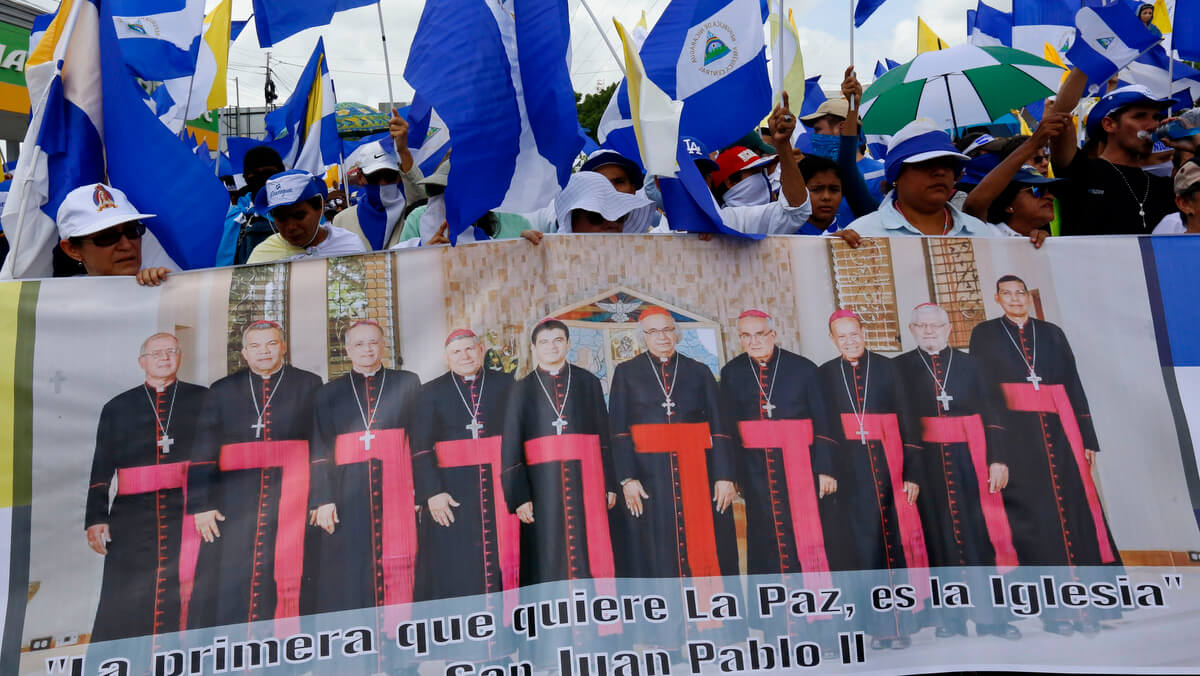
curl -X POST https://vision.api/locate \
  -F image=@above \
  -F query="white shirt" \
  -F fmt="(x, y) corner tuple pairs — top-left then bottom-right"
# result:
(719, 195), (813, 235)
(847, 193), (1001, 238)
(1153, 212), (1189, 234)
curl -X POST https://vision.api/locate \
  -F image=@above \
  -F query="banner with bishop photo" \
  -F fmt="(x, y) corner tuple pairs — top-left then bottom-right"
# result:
(4, 234), (1200, 675)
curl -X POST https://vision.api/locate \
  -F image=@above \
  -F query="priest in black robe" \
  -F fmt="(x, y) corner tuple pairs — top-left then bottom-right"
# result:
(969, 275), (1121, 635)
(501, 319), (617, 588)
(186, 320), (322, 630)
(410, 329), (517, 603)
(85, 333), (207, 642)
(819, 310), (929, 650)
(898, 303), (1020, 640)
(308, 320), (421, 615)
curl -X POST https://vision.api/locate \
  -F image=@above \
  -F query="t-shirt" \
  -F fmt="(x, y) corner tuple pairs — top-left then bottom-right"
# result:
(245, 224), (367, 263)
(1058, 154), (1176, 236)
(1152, 212), (1192, 234)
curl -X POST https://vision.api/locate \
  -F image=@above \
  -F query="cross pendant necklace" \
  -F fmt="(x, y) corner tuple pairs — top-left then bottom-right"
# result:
(1000, 319), (1041, 391)
(534, 365), (572, 436)
(747, 351), (780, 419)
(451, 369), (487, 439)
(918, 348), (955, 412)
(838, 352), (871, 446)
(248, 368), (286, 439)
(648, 352), (679, 419)
(142, 382), (178, 454)
(349, 368), (388, 451)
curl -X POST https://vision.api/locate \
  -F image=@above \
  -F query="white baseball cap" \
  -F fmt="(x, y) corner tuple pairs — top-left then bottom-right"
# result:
(56, 183), (155, 239)
(346, 140), (400, 176)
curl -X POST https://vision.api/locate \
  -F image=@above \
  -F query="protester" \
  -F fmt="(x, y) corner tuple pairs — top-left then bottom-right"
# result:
(800, 67), (887, 201)
(552, 171), (652, 233)
(392, 160), (539, 245)
(335, 113), (429, 250)
(56, 183), (171, 286)
(1154, 160), (1200, 234)
(245, 170), (366, 263)
(1050, 76), (1178, 235)
(711, 145), (777, 207)
(218, 146), (286, 266)
(578, 150), (662, 232)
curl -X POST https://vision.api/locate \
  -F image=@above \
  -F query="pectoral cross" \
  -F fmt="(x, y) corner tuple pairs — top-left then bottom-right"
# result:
(661, 398), (676, 417)
(936, 389), (954, 412)
(251, 419), (266, 439)
(1026, 370), (1042, 391)
(552, 417), (568, 435)
(157, 434), (174, 454)
(761, 401), (776, 418)
(359, 429), (376, 451)
(50, 370), (67, 394)
(856, 425), (870, 445)
(466, 418), (483, 440)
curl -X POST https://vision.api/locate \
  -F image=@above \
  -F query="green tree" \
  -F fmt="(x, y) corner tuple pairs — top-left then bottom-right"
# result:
(576, 82), (618, 142)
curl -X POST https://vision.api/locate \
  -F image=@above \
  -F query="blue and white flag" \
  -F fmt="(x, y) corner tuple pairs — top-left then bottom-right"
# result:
(597, 83), (644, 170)
(854, 0), (888, 27)
(515, 0), (582, 188)
(658, 138), (756, 239)
(251, 0), (376, 48)
(263, 37), (339, 176)
(1, 0), (229, 279)
(230, 17), (250, 41)
(405, 94), (452, 178)
(110, 0), (205, 82)
(1068, 3), (1161, 91)
(969, 2), (1013, 47)
(640, 0), (771, 152)
(1177, 0), (1199, 62)
(1012, 0), (1076, 57)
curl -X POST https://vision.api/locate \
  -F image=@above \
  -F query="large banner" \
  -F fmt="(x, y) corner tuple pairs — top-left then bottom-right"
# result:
(2, 234), (1200, 675)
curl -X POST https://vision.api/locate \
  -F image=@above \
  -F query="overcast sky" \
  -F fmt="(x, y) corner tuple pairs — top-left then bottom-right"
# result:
(36, 0), (1014, 109)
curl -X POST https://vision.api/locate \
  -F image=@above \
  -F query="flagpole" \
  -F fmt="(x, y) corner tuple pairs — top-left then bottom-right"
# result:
(375, 2), (397, 112)
(579, 0), (626, 76)
(777, 0), (784, 104)
(849, 0), (855, 73)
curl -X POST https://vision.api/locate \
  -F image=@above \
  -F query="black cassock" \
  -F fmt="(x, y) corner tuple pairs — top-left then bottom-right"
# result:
(187, 364), (322, 629)
(969, 318), (1121, 578)
(85, 380), (207, 642)
(308, 368), (421, 614)
(608, 351), (738, 579)
(719, 348), (838, 576)
(410, 368), (515, 601)
(501, 364), (616, 585)
(819, 352), (927, 640)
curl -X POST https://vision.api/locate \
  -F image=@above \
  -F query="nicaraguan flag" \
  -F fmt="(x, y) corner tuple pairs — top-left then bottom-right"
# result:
(1012, 0), (1076, 57)
(263, 37), (339, 176)
(969, 2), (1013, 47)
(251, 0), (376, 48)
(405, 94), (452, 178)
(158, 0), (233, 131)
(640, 0), (771, 152)
(1067, 3), (1161, 92)
(514, 0), (583, 189)
(1, 0), (228, 279)
(659, 138), (759, 239)
(110, 0), (205, 81)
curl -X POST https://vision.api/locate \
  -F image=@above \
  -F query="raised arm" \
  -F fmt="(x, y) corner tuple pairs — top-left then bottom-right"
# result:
(963, 112), (1069, 220)
(1049, 68), (1090, 173)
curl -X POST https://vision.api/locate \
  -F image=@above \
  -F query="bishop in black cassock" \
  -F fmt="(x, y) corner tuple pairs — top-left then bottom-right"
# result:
(308, 320), (421, 614)
(898, 304), (1019, 640)
(501, 320), (617, 587)
(410, 330), (516, 603)
(85, 334), (207, 641)
(969, 277), (1120, 634)
(186, 322), (322, 630)
(820, 311), (928, 649)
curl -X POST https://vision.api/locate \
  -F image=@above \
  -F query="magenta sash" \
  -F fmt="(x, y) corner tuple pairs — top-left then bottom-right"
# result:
(920, 415), (1019, 572)
(335, 428), (418, 630)
(116, 461), (199, 632)
(1001, 383), (1115, 564)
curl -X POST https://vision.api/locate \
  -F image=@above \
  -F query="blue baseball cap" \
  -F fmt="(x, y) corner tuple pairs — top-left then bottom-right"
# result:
(254, 170), (328, 215)
(680, 136), (719, 173)
(1010, 165), (1065, 186)
(1085, 85), (1177, 140)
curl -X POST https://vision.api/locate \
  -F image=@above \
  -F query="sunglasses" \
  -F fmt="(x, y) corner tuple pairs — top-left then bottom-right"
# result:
(1019, 185), (1052, 199)
(80, 222), (146, 247)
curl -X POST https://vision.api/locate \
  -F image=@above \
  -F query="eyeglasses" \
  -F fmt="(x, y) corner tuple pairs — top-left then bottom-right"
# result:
(911, 322), (948, 331)
(142, 348), (179, 359)
(1020, 185), (1050, 199)
(739, 331), (774, 340)
(643, 327), (676, 337)
(82, 222), (145, 247)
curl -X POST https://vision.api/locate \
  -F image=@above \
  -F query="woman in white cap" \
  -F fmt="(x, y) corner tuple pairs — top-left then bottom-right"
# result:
(56, 182), (172, 286)
(245, 170), (366, 263)
(552, 171), (652, 233)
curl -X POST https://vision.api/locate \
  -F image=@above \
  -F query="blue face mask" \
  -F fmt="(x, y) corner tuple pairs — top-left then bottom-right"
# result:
(808, 133), (841, 162)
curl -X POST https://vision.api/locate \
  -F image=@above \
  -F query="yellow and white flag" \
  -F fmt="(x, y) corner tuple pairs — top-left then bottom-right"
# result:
(768, 8), (804, 109)
(614, 18), (683, 176)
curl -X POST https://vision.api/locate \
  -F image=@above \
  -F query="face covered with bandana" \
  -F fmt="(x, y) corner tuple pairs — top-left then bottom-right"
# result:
(722, 170), (772, 207)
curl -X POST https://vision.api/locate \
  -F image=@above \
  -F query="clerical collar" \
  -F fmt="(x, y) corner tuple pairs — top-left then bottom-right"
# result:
(457, 370), (481, 383)
(251, 364), (284, 380)
(539, 364), (566, 377)
(353, 366), (383, 378)
(922, 346), (951, 358)
(652, 352), (677, 365)
(843, 352), (866, 367)
(755, 348), (778, 368)
(146, 379), (176, 393)
(1002, 314), (1031, 330)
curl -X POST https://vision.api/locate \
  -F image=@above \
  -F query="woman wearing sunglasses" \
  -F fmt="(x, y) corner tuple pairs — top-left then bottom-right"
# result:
(56, 183), (172, 286)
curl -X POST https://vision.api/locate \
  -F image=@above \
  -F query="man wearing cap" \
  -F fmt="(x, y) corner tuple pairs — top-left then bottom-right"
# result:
(844, 119), (1002, 241)
(186, 320), (323, 628)
(800, 67), (887, 202)
(1050, 71), (1178, 235)
(219, 145), (286, 266)
(56, 183), (173, 286)
(969, 275), (1120, 635)
(307, 319), (422, 614)
(392, 159), (537, 246)
(818, 310), (926, 650)
(333, 112), (429, 250)
(896, 304), (1020, 641)
(245, 170), (366, 264)
(1154, 159), (1200, 234)
(719, 310), (840, 583)
(84, 333), (207, 640)
(500, 319), (617, 586)
(410, 329), (518, 602)
(607, 307), (738, 579)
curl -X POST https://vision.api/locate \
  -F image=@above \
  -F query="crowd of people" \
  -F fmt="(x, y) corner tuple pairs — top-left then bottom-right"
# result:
(6, 63), (1198, 287)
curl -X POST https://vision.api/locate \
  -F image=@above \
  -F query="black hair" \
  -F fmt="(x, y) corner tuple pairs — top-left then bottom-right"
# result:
(797, 154), (842, 183)
(531, 319), (570, 345)
(243, 146), (285, 174)
(986, 182), (1025, 225)
(995, 274), (1027, 293)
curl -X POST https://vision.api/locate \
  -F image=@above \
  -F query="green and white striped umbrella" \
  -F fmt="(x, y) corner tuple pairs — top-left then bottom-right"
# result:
(859, 44), (1065, 136)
